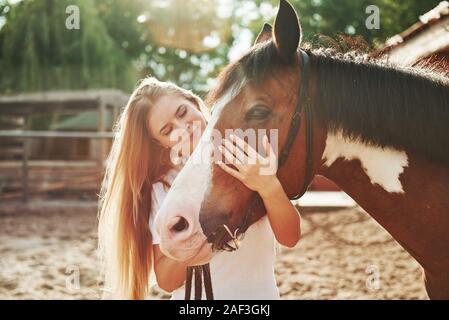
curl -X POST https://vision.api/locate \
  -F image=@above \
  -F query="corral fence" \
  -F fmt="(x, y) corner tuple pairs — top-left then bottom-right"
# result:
(0, 130), (114, 203)
(0, 90), (128, 205)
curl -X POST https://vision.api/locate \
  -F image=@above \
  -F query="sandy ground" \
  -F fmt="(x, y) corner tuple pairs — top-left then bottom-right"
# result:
(0, 205), (427, 300)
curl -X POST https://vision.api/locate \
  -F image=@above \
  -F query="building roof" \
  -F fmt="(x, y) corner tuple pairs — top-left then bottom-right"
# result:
(50, 110), (114, 131)
(375, 1), (449, 64)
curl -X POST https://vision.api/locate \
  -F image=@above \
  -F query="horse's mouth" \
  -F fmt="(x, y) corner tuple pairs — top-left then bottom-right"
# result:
(185, 240), (214, 266)
(206, 224), (245, 252)
(206, 225), (228, 250)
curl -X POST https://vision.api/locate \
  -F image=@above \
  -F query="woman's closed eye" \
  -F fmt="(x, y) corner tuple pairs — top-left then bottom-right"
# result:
(161, 125), (173, 136)
(160, 104), (188, 136)
(176, 104), (187, 118)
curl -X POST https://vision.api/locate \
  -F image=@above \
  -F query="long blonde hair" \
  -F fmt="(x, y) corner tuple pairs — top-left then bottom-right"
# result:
(97, 77), (208, 299)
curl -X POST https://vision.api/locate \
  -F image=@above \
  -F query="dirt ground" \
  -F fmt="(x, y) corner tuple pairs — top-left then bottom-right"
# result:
(0, 205), (427, 300)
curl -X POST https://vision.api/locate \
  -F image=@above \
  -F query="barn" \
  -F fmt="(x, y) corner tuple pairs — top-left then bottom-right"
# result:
(376, 1), (449, 66)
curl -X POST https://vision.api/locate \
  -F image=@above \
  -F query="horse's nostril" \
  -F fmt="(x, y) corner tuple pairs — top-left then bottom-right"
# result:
(170, 216), (189, 233)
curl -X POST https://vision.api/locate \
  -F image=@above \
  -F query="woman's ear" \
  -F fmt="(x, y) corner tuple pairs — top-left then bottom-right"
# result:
(254, 23), (272, 45)
(273, 0), (302, 63)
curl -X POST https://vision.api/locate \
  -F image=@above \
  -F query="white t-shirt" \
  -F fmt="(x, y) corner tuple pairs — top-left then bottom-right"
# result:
(149, 168), (280, 300)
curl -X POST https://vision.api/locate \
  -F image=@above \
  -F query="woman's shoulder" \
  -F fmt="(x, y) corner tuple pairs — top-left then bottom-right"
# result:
(150, 167), (180, 215)
(151, 180), (168, 196)
(149, 172), (176, 244)
(151, 168), (179, 197)
(150, 182), (169, 214)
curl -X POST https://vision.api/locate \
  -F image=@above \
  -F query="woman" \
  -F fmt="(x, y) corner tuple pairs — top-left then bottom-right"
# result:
(98, 77), (301, 299)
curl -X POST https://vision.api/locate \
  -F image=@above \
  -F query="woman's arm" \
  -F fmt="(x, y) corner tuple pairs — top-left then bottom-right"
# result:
(257, 178), (301, 248)
(153, 245), (187, 292)
(217, 134), (301, 248)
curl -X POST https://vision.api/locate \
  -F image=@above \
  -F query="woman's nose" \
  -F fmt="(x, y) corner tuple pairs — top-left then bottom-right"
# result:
(173, 119), (191, 134)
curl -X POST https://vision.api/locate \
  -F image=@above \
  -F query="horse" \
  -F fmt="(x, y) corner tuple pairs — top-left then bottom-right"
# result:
(154, 0), (449, 299)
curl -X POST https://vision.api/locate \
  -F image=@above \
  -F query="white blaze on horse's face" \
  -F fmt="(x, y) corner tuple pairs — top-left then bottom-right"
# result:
(154, 79), (246, 263)
(322, 130), (409, 193)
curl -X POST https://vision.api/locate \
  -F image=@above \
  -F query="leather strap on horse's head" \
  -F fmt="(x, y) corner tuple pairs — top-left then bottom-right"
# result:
(278, 49), (314, 200)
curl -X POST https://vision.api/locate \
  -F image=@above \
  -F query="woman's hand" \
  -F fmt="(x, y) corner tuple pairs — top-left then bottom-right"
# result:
(153, 245), (188, 293)
(217, 134), (280, 198)
(217, 133), (301, 248)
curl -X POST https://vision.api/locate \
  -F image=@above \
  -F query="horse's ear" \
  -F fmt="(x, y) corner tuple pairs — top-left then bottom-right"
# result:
(273, 0), (302, 63)
(254, 23), (273, 45)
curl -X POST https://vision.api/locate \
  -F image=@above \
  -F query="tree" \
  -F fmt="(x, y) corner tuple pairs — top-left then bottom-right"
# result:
(0, 0), (442, 95)
(0, 0), (136, 93)
(248, 0), (441, 48)
(94, 0), (231, 96)
(132, 0), (234, 96)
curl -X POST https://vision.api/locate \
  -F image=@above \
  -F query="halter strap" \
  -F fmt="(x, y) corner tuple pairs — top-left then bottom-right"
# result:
(278, 49), (314, 200)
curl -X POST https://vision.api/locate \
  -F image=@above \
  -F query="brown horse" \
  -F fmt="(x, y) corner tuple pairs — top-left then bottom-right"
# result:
(154, 0), (449, 299)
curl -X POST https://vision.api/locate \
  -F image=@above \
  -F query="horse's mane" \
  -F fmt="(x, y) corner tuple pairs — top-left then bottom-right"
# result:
(413, 55), (449, 78)
(313, 47), (449, 165)
(206, 38), (449, 165)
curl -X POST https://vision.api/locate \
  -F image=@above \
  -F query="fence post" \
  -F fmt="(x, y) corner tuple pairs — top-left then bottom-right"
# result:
(98, 100), (107, 169)
(21, 118), (29, 203)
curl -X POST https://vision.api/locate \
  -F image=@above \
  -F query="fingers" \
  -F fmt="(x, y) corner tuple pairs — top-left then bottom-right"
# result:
(257, 135), (277, 176)
(218, 134), (278, 177)
(262, 135), (269, 156)
(220, 134), (276, 165)
(218, 143), (244, 171)
(230, 134), (258, 160)
(263, 135), (276, 159)
(222, 138), (247, 165)
(217, 161), (245, 181)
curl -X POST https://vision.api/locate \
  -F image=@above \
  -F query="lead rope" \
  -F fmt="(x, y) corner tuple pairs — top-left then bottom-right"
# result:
(184, 263), (214, 300)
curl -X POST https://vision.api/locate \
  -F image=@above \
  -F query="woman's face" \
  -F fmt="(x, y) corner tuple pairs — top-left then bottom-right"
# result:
(148, 94), (206, 158)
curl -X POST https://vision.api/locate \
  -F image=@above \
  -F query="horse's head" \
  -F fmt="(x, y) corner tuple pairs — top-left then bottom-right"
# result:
(155, 0), (319, 265)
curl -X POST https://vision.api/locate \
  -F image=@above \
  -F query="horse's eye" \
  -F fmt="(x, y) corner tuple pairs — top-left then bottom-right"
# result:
(244, 105), (272, 122)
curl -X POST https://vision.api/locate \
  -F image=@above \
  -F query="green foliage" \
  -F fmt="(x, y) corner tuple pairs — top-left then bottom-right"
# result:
(95, 0), (148, 59)
(247, 0), (440, 48)
(0, 0), (442, 96)
(0, 0), (136, 93)
(289, 0), (440, 47)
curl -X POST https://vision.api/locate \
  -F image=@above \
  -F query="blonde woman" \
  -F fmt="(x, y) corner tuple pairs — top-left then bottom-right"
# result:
(97, 77), (301, 299)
